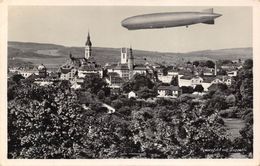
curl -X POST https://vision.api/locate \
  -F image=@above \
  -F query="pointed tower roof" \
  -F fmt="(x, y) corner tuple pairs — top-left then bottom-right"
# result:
(85, 32), (92, 46)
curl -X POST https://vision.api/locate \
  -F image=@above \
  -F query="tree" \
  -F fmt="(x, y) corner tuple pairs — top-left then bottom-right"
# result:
(8, 84), (87, 158)
(206, 60), (215, 68)
(12, 74), (24, 84)
(181, 86), (193, 94)
(194, 85), (204, 93)
(225, 94), (236, 106)
(97, 89), (105, 100)
(162, 67), (168, 76)
(137, 87), (157, 99)
(122, 74), (154, 92)
(217, 69), (227, 75)
(82, 73), (107, 94)
(170, 76), (179, 86)
(243, 59), (253, 69)
(193, 61), (200, 67)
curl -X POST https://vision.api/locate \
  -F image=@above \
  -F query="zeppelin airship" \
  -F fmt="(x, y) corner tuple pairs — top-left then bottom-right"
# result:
(121, 8), (222, 30)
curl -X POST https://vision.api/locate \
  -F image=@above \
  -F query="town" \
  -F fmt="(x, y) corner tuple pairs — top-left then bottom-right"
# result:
(8, 32), (243, 100)
(7, 33), (253, 159)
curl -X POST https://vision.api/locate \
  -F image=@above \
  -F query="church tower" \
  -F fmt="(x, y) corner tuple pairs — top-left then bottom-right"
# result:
(121, 47), (128, 64)
(85, 32), (92, 59)
(128, 46), (134, 79)
(128, 46), (134, 70)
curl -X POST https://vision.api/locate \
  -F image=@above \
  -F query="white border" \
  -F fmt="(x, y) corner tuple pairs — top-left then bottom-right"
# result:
(1, 0), (259, 166)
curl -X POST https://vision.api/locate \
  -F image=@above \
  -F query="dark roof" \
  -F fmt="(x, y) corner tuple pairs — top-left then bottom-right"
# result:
(107, 72), (120, 77)
(105, 64), (118, 69)
(115, 64), (129, 70)
(168, 69), (178, 72)
(180, 75), (193, 80)
(78, 65), (97, 71)
(60, 67), (73, 74)
(69, 57), (87, 68)
(111, 76), (124, 83)
(158, 85), (179, 91)
(202, 76), (216, 83)
(134, 64), (146, 70)
(178, 70), (193, 76)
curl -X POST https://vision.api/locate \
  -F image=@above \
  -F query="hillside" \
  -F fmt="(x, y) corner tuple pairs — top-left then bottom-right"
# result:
(8, 41), (253, 69)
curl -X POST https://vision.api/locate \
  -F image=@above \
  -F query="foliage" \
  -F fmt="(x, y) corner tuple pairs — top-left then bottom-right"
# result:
(8, 59), (254, 158)
(194, 85), (204, 93)
(243, 59), (253, 69)
(82, 73), (107, 94)
(181, 86), (194, 94)
(122, 74), (154, 93)
(137, 87), (157, 99)
(8, 84), (85, 158)
(170, 76), (179, 86)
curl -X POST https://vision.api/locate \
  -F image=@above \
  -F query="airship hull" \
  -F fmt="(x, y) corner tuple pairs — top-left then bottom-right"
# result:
(121, 10), (222, 30)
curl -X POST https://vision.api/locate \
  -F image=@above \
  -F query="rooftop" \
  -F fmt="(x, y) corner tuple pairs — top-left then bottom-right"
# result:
(158, 85), (179, 91)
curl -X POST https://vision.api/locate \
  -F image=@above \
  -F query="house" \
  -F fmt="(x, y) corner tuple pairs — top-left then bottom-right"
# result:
(222, 76), (232, 85)
(179, 75), (213, 91)
(203, 68), (214, 76)
(179, 75), (193, 87)
(201, 76), (216, 91)
(71, 82), (82, 90)
(59, 65), (78, 80)
(78, 64), (103, 78)
(157, 85), (179, 98)
(9, 66), (40, 78)
(70, 78), (84, 90)
(158, 75), (173, 84)
(34, 79), (54, 86)
(168, 69), (178, 76)
(113, 64), (130, 80)
(227, 70), (238, 77)
(191, 76), (203, 85)
(133, 64), (147, 76)
(211, 76), (232, 86)
(106, 72), (124, 88)
(128, 91), (137, 99)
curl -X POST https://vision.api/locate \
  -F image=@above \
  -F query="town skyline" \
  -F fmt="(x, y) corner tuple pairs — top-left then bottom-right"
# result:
(8, 6), (252, 53)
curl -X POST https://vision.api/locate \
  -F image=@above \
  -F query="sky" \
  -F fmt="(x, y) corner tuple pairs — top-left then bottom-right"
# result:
(8, 6), (252, 53)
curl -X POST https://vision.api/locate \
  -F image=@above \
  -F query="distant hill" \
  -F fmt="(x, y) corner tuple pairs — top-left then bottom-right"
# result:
(8, 41), (252, 69)
(181, 48), (253, 61)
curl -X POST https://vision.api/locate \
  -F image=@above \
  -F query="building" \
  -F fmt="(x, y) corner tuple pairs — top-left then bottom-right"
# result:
(59, 33), (102, 80)
(8, 66), (41, 78)
(211, 76), (233, 86)
(158, 75), (173, 84)
(106, 46), (148, 80)
(157, 85), (179, 97)
(227, 70), (238, 77)
(128, 91), (137, 99)
(38, 64), (47, 78)
(105, 72), (124, 89)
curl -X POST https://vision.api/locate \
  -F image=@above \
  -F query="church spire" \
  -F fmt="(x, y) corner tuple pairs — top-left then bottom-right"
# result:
(85, 31), (92, 46)
(85, 31), (92, 59)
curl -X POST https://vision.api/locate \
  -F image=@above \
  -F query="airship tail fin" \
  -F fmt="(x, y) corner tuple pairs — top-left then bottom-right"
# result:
(203, 19), (215, 24)
(202, 8), (213, 13)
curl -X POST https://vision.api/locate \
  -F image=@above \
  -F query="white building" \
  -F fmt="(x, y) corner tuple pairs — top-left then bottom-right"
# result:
(128, 91), (137, 99)
(157, 85), (179, 97)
